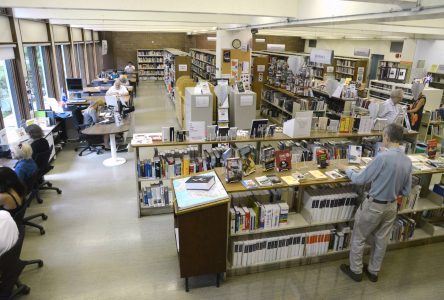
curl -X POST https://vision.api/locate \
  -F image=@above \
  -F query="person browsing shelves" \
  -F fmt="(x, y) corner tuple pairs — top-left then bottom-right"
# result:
(105, 79), (129, 97)
(25, 124), (50, 161)
(11, 143), (37, 183)
(339, 123), (412, 282)
(407, 82), (426, 131)
(0, 167), (27, 216)
(378, 89), (404, 124)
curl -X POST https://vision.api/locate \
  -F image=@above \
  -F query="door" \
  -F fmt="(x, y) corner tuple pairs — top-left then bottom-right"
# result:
(368, 54), (385, 82)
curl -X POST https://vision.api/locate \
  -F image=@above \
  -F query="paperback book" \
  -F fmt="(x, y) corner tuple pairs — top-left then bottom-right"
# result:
(185, 175), (215, 190)
(255, 176), (272, 186)
(242, 179), (258, 189)
(225, 157), (243, 183)
(275, 149), (292, 172)
(348, 145), (362, 164)
(261, 146), (276, 171)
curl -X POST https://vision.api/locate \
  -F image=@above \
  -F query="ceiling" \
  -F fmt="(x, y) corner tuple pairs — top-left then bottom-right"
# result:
(3, 0), (444, 40)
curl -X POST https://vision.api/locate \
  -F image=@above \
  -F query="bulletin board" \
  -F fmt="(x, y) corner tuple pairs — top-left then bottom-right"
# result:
(221, 49), (251, 80)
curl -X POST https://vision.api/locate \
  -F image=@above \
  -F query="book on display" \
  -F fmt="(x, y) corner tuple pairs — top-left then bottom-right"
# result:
(185, 175), (215, 190)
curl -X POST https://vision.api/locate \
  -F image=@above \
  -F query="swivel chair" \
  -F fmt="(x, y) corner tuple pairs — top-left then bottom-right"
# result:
(34, 146), (62, 204)
(72, 107), (105, 156)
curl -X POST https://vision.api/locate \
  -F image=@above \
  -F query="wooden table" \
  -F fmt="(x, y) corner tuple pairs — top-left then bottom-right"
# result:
(82, 114), (132, 167)
(83, 86), (134, 94)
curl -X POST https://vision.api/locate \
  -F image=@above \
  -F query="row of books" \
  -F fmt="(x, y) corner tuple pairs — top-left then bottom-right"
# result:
(231, 223), (352, 267)
(191, 51), (215, 65)
(138, 58), (163, 63)
(429, 108), (444, 121)
(139, 71), (164, 76)
(302, 186), (359, 223)
(391, 215), (416, 242)
(140, 184), (172, 208)
(422, 209), (444, 218)
(397, 176), (421, 211)
(138, 50), (163, 56)
(138, 63), (164, 69)
(262, 90), (293, 113)
(230, 202), (289, 234)
(295, 98), (326, 112)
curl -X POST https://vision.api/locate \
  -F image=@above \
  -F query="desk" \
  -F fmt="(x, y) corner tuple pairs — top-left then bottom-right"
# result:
(82, 115), (132, 167)
(67, 95), (131, 107)
(83, 86), (134, 95)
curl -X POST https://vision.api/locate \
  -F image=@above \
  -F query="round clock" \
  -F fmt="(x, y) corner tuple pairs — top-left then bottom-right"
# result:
(232, 39), (241, 49)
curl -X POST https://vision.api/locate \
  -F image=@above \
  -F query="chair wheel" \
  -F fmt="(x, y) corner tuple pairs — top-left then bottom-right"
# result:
(23, 286), (31, 294)
(42, 214), (48, 220)
(57, 189), (62, 194)
(38, 261), (44, 267)
(37, 198), (43, 204)
(40, 229), (45, 235)
(47, 182), (53, 187)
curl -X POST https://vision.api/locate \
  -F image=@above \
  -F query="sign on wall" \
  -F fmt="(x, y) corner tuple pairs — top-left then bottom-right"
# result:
(310, 48), (334, 65)
(102, 40), (108, 55)
(354, 48), (370, 57)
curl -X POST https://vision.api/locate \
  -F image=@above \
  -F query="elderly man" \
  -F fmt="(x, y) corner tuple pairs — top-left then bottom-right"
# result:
(105, 79), (129, 97)
(378, 88), (404, 124)
(340, 123), (412, 282)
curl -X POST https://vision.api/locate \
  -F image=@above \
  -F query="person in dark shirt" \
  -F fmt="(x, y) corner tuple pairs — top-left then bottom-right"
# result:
(25, 124), (50, 160)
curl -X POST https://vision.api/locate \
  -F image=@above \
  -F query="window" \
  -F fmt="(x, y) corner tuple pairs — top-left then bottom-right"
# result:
(96, 42), (103, 73)
(56, 45), (67, 97)
(0, 60), (20, 128)
(61, 44), (73, 78)
(86, 43), (95, 82)
(74, 43), (87, 86)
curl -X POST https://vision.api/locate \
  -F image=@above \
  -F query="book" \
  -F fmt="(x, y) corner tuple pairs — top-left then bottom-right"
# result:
(316, 148), (329, 168)
(173, 171), (229, 211)
(308, 170), (328, 180)
(318, 117), (329, 131)
(275, 149), (292, 172)
(327, 120), (339, 132)
(348, 145), (362, 164)
(261, 146), (276, 171)
(185, 175), (215, 190)
(427, 139), (438, 159)
(242, 179), (258, 189)
(325, 169), (346, 180)
(266, 175), (282, 184)
(339, 116), (353, 133)
(255, 176), (272, 186)
(281, 175), (299, 185)
(225, 157), (243, 183)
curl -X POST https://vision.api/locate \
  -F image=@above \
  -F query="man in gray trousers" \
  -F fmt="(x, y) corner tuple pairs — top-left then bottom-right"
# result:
(340, 123), (412, 282)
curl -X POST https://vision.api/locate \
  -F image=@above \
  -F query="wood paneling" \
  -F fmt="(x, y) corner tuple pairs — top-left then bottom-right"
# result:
(253, 35), (305, 52)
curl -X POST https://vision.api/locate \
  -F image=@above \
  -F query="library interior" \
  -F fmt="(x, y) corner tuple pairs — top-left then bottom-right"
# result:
(2, 0), (444, 299)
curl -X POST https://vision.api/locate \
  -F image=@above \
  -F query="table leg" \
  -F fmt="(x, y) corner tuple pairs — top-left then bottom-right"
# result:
(103, 133), (126, 167)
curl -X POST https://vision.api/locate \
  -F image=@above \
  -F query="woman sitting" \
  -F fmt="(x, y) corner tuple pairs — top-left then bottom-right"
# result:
(0, 167), (27, 216)
(25, 124), (50, 160)
(12, 143), (38, 183)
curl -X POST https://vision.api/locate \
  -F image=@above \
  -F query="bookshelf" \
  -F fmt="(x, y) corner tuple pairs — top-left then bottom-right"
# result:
(190, 49), (216, 83)
(377, 60), (411, 83)
(131, 130), (418, 218)
(163, 48), (191, 104)
(334, 56), (368, 83)
(251, 53), (269, 109)
(137, 49), (164, 81)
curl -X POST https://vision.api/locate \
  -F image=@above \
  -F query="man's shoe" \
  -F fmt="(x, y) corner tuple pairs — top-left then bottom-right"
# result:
(340, 264), (362, 282)
(363, 264), (378, 282)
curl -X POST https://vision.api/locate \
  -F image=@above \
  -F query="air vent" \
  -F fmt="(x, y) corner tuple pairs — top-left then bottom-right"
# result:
(390, 41), (404, 53)
(308, 40), (317, 48)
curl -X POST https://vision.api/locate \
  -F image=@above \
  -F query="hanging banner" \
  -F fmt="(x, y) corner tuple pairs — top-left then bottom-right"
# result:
(102, 40), (108, 55)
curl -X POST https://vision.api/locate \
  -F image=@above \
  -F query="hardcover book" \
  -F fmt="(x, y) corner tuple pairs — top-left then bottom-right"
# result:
(348, 145), (362, 164)
(225, 157), (243, 183)
(242, 179), (258, 189)
(275, 149), (292, 172)
(261, 146), (276, 171)
(185, 175), (215, 190)
(255, 176), (272, 186)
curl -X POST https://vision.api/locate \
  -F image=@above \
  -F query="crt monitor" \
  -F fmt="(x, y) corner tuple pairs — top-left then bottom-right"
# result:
(66, 78), (83, 91)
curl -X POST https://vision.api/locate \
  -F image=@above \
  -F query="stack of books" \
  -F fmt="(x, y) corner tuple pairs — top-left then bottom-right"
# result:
(391, 216), (416, 242)
(140, 184), (172, 208)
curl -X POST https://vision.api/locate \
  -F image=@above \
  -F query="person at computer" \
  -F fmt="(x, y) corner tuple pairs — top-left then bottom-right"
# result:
(124, 62), (136, 74)
(11, 143), (37, 183)
(25, 124), (50, 161)
(377, 89), (404, 124)
(407, 82), (426, 131)
(83, 98), (105, 126)
(105, 79), (129, 97)
(0, 167), (27, 217)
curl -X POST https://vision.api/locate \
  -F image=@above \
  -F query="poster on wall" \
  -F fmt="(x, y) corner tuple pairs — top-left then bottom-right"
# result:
(357, 67), (365, 83)
(102, 40), (108, 55)
(223, 50), (231, 63)
(231, 59), (239, 79)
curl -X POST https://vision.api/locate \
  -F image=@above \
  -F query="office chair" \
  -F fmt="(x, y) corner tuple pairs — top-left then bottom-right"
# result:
(34, 146), (62, 204)
(0, 225), (31, 299)
(71, 107), (105, 156)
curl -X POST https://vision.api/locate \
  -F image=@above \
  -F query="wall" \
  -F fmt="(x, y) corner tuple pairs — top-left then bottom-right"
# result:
(52, 25), (69, 42)
(19, 19), (48, 43)
(253, 35), (305, 52)
(413, 40), (444, 71)
(0, 16), (13, 43)
(72, 28), (83, 42)
(192, 34), (216, 50)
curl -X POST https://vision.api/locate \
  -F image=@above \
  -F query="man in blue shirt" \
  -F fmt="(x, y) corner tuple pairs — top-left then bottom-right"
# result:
(340, 123), (412, 282)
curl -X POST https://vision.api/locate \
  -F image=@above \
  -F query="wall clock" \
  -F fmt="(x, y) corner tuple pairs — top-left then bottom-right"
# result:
(232, 39), (241, 49)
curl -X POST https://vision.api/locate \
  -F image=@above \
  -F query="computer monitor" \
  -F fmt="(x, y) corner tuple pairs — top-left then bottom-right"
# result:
(66, 78), (83, 91)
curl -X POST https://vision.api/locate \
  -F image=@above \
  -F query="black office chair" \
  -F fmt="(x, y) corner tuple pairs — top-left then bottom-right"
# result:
(0, 225), (31, 299)
(34, 146), (62, 204)
(13, 173), (48, 235)
(72, 107), (105, 156)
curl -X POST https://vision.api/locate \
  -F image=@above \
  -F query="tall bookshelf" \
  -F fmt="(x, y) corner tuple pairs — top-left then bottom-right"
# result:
(137, 49), (164, 81)
(163, 48), (191, 103)
(378, 60), (411, 83)
(334, 56), (368, 82)
(190, 49), (216, 83)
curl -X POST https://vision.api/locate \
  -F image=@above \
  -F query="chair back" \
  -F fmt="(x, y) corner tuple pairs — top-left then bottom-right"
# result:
(12, 172), (39, 225)
(71, 107), (84, 130)
(34, 145), (53, 174)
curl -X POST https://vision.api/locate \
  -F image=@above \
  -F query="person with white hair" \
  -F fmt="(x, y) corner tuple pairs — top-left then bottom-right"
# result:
(105, 79), (129, 97)
(378, 88), (404, 124)
(11, 143), (37, 183)
(407, 81), (426, 131)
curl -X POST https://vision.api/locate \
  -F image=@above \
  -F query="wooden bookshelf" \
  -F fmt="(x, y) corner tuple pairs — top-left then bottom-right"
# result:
(334, 56), (368, 83)
(190, 49), (216, 83)
(163, 48), (191, 104)
(137, 49), (164, 81)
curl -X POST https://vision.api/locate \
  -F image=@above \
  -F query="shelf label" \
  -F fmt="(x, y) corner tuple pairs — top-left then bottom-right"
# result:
(257, 65), (265, 72)
(178, 64), (188, 72)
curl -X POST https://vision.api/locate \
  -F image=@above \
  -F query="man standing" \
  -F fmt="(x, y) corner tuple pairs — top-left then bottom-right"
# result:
(378, 88), (404, 124)
(340, 123), (412, 282)
(124, 61), (136, 74)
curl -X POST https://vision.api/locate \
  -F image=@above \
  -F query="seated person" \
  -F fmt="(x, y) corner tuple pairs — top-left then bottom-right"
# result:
(98, 69), (108, 79)
(124, 61), (136, 74)
(0, 210), (19, 256)
(110, 70), (119, 80)
(377, 88), (404, 124)
(0, 167), (26, 216)
(119, 75), (130, 86)
(83, 98), (105, 126)
(12, 143), (37, 183)
(106, 79), (129, 97)
(25, 124), (50, 160)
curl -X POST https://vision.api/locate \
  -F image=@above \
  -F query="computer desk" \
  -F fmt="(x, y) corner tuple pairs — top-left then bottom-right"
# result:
(81, 114), (132, 167)
(67, 95), (131, 107)
(83, 86), (134, 95)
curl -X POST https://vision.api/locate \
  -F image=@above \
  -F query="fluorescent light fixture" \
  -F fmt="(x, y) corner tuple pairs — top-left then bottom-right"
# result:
(207, 36), (216, 41)
(255, 38), (266, 43)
